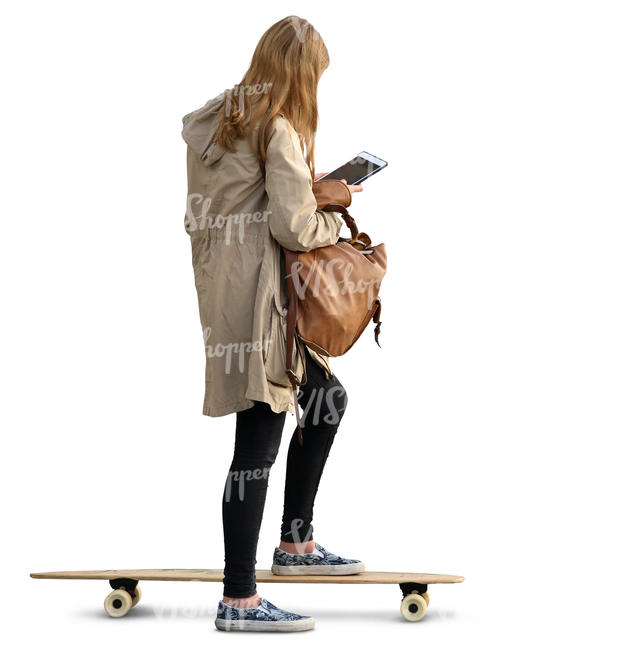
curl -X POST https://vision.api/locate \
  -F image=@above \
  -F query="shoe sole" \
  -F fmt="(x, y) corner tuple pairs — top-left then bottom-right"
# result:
(215, 617), (315, 632)
(271, 561), (365, 576)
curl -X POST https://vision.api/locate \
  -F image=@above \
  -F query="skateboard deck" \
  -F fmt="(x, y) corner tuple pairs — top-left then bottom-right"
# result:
(30, 569), (464, 622)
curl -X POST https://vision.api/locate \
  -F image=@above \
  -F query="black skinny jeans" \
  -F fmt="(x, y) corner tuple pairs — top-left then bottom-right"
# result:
(222, 345), (348, 598)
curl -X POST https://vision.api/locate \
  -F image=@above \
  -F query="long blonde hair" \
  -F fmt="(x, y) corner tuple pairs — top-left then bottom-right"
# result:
(216, 16), (329, 178)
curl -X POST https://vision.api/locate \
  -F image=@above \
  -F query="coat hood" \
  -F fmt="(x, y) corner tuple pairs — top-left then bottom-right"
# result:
(181, 91), (227, 167)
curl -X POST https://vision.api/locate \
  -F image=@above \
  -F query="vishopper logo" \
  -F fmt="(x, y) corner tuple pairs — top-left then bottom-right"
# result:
(203, 327), (270, 374)
(298, 385), (347, 428)
(151, 604), (213, 620)
(287, 258), (381, 310)
(218, 597), (260, 612)
(281, 518), (313, 545)
(347, 155), (377, 169)
(223, 466), (271, 503)
(223, 82), (273, 117)
(287, 16), (322, 44)
(185, 195), (270, 243)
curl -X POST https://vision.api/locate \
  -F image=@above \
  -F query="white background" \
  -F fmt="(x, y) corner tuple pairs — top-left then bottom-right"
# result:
(2, 0), (621, 647)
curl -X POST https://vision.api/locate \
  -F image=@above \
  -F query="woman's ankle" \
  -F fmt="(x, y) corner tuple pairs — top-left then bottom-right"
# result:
(222, 593), (261, 608)
(279, 540), (316, 555)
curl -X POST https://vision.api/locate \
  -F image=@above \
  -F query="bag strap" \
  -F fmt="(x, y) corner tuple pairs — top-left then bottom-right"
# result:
(373, 298), (382, 346)
(322, 204), (359, 238)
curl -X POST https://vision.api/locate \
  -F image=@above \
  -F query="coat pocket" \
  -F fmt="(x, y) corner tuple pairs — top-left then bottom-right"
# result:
(264, 295), (303, 387)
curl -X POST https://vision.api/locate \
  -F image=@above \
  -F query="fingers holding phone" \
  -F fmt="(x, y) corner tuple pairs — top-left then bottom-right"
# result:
(314, 173), (363, 197)
(315, 149), (387, 203)
(340, 178), (363, 194)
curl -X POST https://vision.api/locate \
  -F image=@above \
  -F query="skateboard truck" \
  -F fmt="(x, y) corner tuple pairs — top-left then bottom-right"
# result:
(109, 577), (139, 594)
(399, 581), (428, 597)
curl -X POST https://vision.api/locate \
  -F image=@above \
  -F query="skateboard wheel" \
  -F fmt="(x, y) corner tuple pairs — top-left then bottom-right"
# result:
(400, 592), (427, 622)
(131, 585), (142, 607)
(104, 589), (133, 618)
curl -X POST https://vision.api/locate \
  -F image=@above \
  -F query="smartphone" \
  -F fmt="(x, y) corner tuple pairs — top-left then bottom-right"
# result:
(317, 151), (388, 185)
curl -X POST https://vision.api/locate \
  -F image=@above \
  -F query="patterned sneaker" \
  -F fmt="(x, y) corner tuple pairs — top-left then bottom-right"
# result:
(215, 597), (315, 632)
(272, 543), (365, 575)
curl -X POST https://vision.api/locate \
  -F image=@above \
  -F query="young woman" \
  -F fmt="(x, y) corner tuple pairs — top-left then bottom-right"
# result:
(181, 16), (363, 632)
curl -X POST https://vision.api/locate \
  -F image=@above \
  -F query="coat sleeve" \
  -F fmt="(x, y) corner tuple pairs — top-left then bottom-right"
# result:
(265, 117), (343, 252)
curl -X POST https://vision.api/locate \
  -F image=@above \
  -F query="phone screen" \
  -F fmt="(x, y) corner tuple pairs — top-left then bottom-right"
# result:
(320, 153), (387, 185)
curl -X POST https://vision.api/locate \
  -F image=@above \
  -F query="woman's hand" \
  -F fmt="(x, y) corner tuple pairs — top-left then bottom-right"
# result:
(340, 178), (363, 194)
(314, 172), (363, 195)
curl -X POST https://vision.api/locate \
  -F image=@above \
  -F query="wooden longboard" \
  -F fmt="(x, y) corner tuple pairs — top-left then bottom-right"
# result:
(31, 568), (463, 584)
(30, 569), (464, 622)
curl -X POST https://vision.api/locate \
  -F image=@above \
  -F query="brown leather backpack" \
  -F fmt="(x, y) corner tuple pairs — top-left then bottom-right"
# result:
(283, 179), (387, 443)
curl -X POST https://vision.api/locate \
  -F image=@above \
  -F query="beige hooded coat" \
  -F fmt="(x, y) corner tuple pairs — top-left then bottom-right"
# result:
(181, 92), (343, 417)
